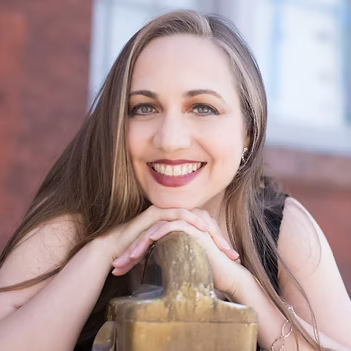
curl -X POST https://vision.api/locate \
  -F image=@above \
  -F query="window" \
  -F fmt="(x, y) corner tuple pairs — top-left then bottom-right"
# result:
(89, 0), (213, 103)
(89, 0), (351, 155)
(225, 0), (351, 155)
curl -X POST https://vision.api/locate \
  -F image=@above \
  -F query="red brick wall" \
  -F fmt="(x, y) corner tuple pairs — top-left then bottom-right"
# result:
(266, 148), (351, 295)
(0, 11), (25, 247)
(0, 1), (350, 297)
(0, 0), (92, 247)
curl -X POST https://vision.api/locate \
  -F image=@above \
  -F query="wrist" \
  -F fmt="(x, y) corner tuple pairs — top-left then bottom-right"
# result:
(84, 236), (115, 271)
(228, 268), (288, 349)
(224, 263), (253, 302)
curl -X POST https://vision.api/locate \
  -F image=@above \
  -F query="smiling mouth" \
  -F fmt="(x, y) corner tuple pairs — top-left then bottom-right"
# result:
(148, 162), (206, 177)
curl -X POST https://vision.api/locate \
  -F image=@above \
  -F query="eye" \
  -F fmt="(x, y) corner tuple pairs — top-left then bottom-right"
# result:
(192, 104), (219, 116)
(129, 104), (156, 116)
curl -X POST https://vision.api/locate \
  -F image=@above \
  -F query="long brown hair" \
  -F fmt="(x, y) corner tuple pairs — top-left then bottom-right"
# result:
(0, 10), (325, 349)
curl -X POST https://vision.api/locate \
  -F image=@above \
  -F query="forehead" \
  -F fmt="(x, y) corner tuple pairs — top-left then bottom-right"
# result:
(130, 35), (236, 96)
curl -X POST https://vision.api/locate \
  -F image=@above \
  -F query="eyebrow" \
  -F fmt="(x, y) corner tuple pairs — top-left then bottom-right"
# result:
(129, 90), (157, 99)
(129, 89), (226, 102)
(184, 89), (224, 101)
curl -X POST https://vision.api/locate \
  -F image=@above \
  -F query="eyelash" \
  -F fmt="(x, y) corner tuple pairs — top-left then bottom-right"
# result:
(129, 104), (156, 116)
(192, 104), (219, 115)
(129, 103), (219, 116)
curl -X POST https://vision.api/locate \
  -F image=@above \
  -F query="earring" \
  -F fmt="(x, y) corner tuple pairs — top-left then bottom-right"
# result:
(241, 147), (248, 164)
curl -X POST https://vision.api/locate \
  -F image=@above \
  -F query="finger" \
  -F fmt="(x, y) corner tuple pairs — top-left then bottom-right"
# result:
(111, 260), (138, 276)
(224, 248), (240, 261)
(143, 220), (168, 238)
(148, 221), (240, 266)
(128, 221), (168, 259)
(126, 207), (209, 243)
(113, 222), (165, 267)
(233, 255), (241, 264)
(148, 221), (234, 263)
(112, 238), (141, 267)
(149, 220), (213, 248)
(129, 233), (153, 259)
(112, 243), (150, 270)
(112, 253), (132, 267)
(190, 209), (233, 253)
(190, 209), (240, 261)
(111, 207), (210, 259)
(149, 220), (191, 241)
(139, 220), (238, 261)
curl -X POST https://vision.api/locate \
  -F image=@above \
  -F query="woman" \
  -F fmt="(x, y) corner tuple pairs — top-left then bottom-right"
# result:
(0, 10), (350, 351)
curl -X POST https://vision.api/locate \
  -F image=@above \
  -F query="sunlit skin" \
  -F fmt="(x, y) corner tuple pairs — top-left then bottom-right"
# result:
(127, 35), (248, 232)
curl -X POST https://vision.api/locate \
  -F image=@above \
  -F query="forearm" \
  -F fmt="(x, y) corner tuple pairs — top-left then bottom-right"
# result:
(227, 268), (350, 350)
(0, 238), (112, 351)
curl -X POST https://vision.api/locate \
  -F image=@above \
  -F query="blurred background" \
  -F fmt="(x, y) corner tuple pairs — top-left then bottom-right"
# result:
(0, 0), (350, 293)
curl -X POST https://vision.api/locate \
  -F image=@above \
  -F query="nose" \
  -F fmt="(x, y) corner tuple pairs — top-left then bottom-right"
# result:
(153, 113), (191, 153)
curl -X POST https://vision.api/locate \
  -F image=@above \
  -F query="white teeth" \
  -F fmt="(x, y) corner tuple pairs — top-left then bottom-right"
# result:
(173, 165), (181, 176)
(151, 162), (203, 176)
(165, 165), (172, 176)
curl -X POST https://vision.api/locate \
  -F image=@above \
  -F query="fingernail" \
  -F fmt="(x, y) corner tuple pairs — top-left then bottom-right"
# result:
(111, 268), (119, 275)
(221, 238), (231, 250)
(113, 255), (129, 267)
(150, 231), (161, 240)
(130, 244), (140, 258)
(225, 248), (239, 260)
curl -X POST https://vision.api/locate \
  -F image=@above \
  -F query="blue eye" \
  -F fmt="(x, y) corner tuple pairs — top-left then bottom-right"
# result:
(192, 104), (219, 115)
(130, 104), (156, 116)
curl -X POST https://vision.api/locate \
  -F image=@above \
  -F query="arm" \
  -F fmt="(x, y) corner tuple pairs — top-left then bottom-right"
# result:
(226, 198), (351, 350)
(0, 217), (113, 351)
(231, 265), (350, 350)
(0, 207), (213, 351)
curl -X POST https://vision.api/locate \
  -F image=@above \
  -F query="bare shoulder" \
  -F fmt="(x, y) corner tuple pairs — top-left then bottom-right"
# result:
(0, 214), (82, 286)
(278, 197), (326, 274)
(278, 197), (351, 345)
(0, 214), (82, 319)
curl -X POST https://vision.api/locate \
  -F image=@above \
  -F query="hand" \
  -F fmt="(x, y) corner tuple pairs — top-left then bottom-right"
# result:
(111, 207), (243, 296)
(98, 206), (212, 273)
(188, 208), (248, 298)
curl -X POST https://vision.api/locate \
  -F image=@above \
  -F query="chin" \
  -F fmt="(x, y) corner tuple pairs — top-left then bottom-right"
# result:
(150, 197), (201, 210)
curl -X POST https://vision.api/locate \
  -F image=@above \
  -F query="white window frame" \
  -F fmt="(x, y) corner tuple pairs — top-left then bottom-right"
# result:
(89, 0), (215, 103)
(89, 0), (351, 156)
(219, 0), (351, 156)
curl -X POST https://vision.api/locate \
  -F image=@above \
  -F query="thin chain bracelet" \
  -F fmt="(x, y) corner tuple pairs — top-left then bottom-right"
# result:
(261, 305), (297, 351)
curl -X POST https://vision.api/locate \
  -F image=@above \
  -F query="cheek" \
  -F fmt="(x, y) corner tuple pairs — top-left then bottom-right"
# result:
(210, 126), (245, 160)
(206, 126), (245, 179)
(127, 122), (144, 160)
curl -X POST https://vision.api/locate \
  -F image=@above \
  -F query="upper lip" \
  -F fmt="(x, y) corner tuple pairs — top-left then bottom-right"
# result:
(149, 159), (205, 165)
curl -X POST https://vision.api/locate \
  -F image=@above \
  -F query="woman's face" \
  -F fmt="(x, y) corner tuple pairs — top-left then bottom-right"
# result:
(127, 34), (247, 210)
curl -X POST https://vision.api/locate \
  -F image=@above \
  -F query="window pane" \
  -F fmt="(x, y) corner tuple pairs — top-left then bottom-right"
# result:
(161, 0), (199, 7)
(233, 0), (351, 154)
(274, 4), (343, 128)
(89, 0), (204, 102)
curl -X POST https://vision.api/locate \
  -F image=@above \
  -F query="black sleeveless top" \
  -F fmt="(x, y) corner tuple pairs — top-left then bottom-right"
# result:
(74, 197), (287, 350)
(255, 196), (287, 295)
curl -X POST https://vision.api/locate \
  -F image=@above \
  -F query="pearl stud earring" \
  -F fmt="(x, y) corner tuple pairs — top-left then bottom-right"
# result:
(241, 147), (249, 163)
